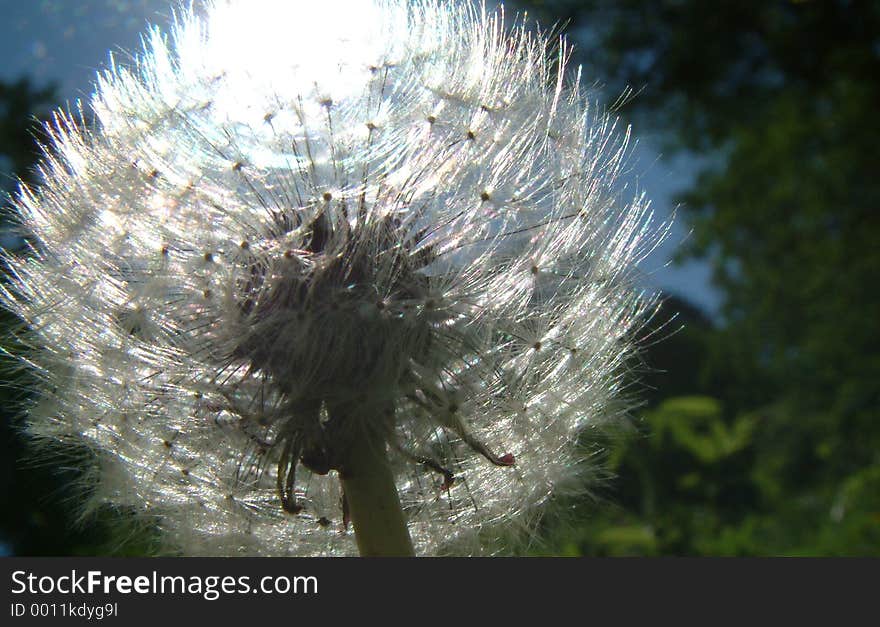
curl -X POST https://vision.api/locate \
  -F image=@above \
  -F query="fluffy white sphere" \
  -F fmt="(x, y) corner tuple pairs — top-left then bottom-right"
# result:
(2, 0), (659, 555)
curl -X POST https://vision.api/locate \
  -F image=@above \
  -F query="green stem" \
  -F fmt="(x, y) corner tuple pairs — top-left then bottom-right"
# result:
(341, 432), (415, 557)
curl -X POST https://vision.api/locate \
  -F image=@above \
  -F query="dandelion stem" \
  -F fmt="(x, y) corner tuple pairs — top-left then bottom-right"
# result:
(341, 428), (415, 557)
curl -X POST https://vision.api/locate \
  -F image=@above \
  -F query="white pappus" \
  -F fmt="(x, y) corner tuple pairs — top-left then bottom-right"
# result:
(1, 0), (663, 555)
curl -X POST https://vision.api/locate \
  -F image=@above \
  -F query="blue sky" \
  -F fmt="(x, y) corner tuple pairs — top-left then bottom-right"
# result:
(0, 0), (721, 315)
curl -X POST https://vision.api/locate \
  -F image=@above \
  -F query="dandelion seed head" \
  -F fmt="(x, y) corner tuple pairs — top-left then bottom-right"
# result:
(2, 0), (661, 555)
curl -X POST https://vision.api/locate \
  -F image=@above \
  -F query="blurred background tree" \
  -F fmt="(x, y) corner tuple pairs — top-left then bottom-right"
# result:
(1, 0), (878, 555)
(517, 0), (880, 555)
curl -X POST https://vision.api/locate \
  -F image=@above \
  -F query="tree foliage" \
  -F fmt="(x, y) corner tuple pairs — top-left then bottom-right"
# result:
(518, 0), (880, 554)
(0, 77), (56, 195)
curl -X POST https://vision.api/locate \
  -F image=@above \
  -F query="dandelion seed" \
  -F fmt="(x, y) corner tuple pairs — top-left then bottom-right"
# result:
(1, 0), (661, 556)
